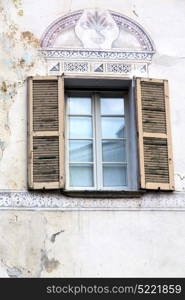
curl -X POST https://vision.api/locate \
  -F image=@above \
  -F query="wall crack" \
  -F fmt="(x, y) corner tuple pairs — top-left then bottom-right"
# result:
(51, 230), (64, 243)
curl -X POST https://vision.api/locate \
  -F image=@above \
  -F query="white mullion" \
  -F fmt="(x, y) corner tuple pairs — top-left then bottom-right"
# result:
(124, 93), (129, 188)
(92, 93), (97, 189)
(94, 93), (103, 190)
(65, 92), (70, 190)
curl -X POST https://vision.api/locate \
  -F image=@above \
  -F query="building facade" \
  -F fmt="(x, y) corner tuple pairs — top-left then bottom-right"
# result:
(0, 0), (185, 277)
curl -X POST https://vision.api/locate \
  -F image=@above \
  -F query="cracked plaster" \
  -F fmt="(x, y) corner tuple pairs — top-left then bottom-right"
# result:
(0, 210), (185, 277)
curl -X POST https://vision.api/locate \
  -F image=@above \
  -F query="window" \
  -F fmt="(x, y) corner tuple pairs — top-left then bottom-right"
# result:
(27, 76), (174, 192)
(66, 91), (129, 190)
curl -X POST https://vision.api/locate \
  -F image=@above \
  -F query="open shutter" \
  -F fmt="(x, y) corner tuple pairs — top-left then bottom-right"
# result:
(28, 76), (65, 189)
(136, 78), (174, 190)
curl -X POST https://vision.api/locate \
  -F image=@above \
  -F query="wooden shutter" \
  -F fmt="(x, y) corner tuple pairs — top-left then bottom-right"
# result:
(136, 78), (174, 190)
(28, 76), (65, 189)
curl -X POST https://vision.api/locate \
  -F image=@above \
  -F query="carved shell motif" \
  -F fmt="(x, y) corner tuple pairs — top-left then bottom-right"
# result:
(81, 11), (113, 44)
(75, 10), (119, 49)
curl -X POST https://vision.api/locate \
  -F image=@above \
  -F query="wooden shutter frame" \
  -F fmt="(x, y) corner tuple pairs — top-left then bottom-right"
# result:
(136, 77), (174, 190)
(28, 75), (65, 189)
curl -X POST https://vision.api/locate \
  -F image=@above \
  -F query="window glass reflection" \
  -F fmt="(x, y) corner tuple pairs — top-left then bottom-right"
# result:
(70, 164), (93, 187)
(69, 97), (91, 114)
(69, 117), (92, 138)
(102, 140), (126, 162)
(101, 97), (124, 115)
(103, 165), (127, 187)
(101, 117), (125, 138)
(69, 140), (93, 162)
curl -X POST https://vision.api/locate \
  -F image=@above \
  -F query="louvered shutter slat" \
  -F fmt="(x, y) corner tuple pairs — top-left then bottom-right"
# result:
(33, 80), (58, 131)
(33, 137), (59, 182)
(136, 78), (174, 190)
(28, 76), (65, 189)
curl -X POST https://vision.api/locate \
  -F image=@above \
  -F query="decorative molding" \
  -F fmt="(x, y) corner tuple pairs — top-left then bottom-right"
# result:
(107, 63), (131, 74)
(41, 49), (154, 62)
(40, 9), (155, 76)
(92, 63), (104, 72)
(48, 61), (148, 76)
(41, 10), (155, 53)
(75, 9), (119, 49)
(0, 192), (185, 211)
(111, 11), (154, 52)
(50, 62), (60, 71)
(64, 61), (89, 72)
(41, 11), (82, 48)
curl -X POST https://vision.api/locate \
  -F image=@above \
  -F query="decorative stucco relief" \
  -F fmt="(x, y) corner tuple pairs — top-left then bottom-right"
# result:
(75, 9), (119, 49)
(41, 9), (155, 52)
(47, 60), (147, 75)
(40, 9), (155, 76)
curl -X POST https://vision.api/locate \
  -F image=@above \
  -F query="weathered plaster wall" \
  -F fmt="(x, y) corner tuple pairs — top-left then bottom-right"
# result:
(1, 210), (185, 277)
(0, 0), (185, 277)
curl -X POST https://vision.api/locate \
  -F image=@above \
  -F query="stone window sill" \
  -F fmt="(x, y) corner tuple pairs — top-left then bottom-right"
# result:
(62, 190), (145, 198)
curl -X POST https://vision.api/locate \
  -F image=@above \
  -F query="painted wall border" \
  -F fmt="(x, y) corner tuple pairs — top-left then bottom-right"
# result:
(0, 192), (185, 211)
(41, 49), (154, 61)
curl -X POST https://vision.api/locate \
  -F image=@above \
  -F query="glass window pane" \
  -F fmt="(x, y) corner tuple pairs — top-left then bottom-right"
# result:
(103, 164), (127, 187)
(69, 97), (91, 114)
(102, 140), (126, 162)
(101, 117), (125, 138)
(69, 117), (92, 138)
(69, 140), (93, 162)
(69, 164), (93, 187)
(101, 97), (124, 115)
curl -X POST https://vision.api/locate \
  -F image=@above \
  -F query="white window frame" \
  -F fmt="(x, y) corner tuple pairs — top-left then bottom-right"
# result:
(65, 89), (134, 191)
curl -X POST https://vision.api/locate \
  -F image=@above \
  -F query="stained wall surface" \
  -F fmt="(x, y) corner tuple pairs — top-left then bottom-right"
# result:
(0, 0), (185, 277)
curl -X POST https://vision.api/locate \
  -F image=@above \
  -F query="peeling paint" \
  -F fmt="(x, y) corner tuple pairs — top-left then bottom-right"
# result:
(0, 139), (6, 159)
(7, 266), (22, 278)
(11, 0), (23, 16)
(0, 81), (17, 99)
(18, 9), (23, 16)
(0, 82), (8, 93)
(11, 0), (22, 8)
(21, 31), (40, 47)
(40, 249), (60, 273)
(0, 0), (45, 163)
(1, 258), (22, 278)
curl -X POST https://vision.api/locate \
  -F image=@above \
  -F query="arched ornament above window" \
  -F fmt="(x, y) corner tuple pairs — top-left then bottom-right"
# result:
(40, 9), (155, 76)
